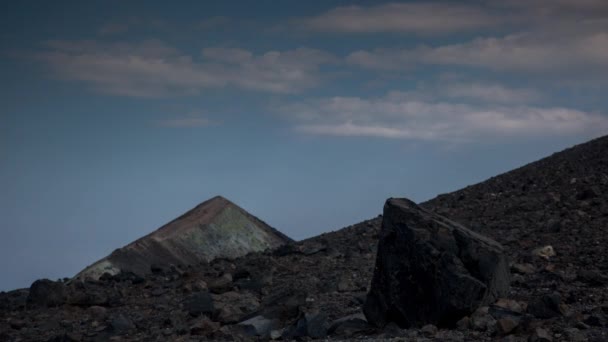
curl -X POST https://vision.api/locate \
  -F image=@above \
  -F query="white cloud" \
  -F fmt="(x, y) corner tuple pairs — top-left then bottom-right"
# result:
(36, 40), (336, 97)
(297, 3), (507, 34)
(439, 83), (541, 103)
(280, 93), (608, 142)
(347, 30), (608, 73)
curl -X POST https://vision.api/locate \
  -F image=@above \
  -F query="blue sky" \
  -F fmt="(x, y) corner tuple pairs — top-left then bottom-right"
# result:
(2, 0), (608, 290)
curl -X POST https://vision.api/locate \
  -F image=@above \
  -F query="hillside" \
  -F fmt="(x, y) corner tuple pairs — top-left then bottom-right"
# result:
(1, 136), (607, 341)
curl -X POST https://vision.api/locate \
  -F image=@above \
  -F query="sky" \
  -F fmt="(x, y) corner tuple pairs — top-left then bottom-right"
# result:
(1, 0), (608, 291)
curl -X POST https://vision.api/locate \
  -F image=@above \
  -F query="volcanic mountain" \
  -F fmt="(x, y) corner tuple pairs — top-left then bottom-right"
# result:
(76, 196), (292, 280)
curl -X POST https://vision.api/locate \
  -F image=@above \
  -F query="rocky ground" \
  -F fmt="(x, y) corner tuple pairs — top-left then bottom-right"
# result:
(1, 136), (608, 341)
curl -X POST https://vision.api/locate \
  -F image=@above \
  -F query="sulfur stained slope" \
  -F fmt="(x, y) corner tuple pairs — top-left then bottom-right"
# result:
(75, 196), (292, 280)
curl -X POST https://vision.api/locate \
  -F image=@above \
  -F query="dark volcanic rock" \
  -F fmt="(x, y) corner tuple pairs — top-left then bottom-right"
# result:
(364, 198), (510, 328)
(27, 279), (68, 308)
(528, 293), (563, 319)
(184, 291), (215, 317)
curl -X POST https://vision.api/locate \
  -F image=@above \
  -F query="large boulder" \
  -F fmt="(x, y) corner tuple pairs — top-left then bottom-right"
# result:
(364, 198), (510, 328)
(27, 279), (68, 308)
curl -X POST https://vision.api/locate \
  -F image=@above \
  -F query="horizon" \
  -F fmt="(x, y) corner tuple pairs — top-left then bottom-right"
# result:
(2, 0), (608, 291)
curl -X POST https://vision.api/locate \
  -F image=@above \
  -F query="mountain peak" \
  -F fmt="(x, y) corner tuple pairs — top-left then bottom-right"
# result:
(76, 196), (292, 280)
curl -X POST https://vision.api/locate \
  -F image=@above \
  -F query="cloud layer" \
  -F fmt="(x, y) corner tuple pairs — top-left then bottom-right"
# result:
(281, 91), (608, 142)
(37, 40), (336, 97)
(297, 3), (506, 34)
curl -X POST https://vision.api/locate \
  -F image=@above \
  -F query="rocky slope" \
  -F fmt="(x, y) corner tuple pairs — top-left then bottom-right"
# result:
(1, 136), (608, 341)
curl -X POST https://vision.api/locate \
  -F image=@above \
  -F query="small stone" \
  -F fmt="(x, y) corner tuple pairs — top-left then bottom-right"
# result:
(530, 327), (552, 342)
(471, 307), (497, 332)
(270, 329), (283, 340)
(238, 315), (279, 337)
(421, 324), (438, 337)
(497, 317), (519, 334)
(532, 246), (555, 260)
(190, 317), (220, 336)
(456, 316), (470, 331)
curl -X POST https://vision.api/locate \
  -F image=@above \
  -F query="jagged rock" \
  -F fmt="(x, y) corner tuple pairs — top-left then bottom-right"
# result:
(364, 198), (510, 328)
(27, 279), (68, 308)
(328, 313), (372, 337)
(294, 312), (329, 339)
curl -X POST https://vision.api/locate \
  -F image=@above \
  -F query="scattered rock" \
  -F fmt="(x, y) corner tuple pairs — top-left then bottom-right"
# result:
(328, 313), (371, 337)
(528, 293), (563, 319)
(300, 312), (329, 338)
(471, 307), (497, 332)
(530, 327), (552, 342)
(238, 315), (279, 338)
(364, 198), (510, 328)
(421, 324), (438, 337)
(497, 317), (519, 334)
(208, 273), (233, 294)
(86, 306), (108, 320)
(577, 269), (608, 286)
(184, 291), (214, 317)
(532, 246), (556, 260)
(110, 314), (135, 335)
(189, 317), (220, 336)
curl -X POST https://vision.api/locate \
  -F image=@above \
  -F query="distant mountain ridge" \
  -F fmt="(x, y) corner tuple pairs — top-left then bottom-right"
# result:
(76, 196), (292, 280)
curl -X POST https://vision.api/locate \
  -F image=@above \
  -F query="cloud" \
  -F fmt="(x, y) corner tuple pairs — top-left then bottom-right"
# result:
(437, 82), (541, 104)
(279, 93), (608, 142)
(347, 29), (608, 73)
(36, 40), (336, 97)
(296, 3), (507, 34)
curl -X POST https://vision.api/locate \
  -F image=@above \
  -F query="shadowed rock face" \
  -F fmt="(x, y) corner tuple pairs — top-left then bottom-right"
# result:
(76, 196), (292, 280)
(364, 198), (510, 329)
